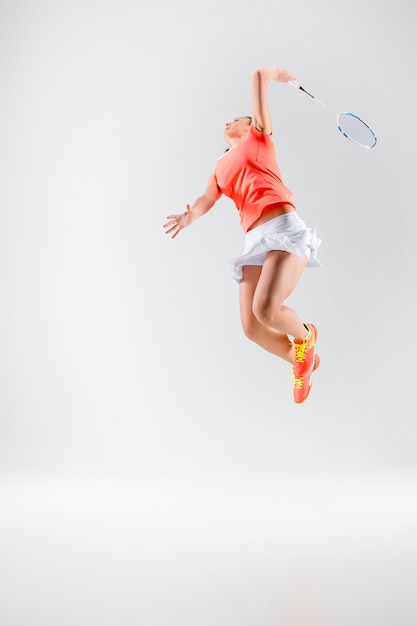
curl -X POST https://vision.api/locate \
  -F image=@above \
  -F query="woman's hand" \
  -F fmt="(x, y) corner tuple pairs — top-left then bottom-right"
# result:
(270, 66), (296, 83)
(164, 205), (193, 239)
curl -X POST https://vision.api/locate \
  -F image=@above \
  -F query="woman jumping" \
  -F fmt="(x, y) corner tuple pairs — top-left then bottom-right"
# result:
(164, 66), (321, 403)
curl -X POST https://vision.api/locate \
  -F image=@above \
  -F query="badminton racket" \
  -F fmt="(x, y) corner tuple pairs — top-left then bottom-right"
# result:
(289, 80), (377, 149)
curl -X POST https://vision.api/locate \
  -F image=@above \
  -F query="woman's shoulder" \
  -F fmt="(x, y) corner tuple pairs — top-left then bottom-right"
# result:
(249, 124), (273, 141)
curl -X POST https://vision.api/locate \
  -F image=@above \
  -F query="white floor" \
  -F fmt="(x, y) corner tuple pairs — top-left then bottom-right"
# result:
(1, 471), (416, 626)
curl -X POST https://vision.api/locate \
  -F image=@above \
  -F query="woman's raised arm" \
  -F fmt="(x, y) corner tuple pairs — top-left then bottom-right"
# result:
(251, 66), (296, 134)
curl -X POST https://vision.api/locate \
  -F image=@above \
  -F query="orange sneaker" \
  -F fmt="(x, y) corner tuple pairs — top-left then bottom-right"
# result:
(292, 353), (320, 404)
(293, 323), (318, 378)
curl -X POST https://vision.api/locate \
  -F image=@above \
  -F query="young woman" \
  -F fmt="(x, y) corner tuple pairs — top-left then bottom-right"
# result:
(164, 66), (321, 403)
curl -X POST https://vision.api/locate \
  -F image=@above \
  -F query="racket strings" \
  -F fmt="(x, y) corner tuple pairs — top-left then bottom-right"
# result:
(337, 112), (376, 148)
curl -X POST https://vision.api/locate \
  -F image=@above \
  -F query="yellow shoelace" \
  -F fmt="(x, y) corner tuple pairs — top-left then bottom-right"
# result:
(289, 367), (304, 389)
(294, 341), (307, 363)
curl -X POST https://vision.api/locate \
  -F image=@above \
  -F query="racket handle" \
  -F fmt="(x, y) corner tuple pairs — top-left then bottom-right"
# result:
(289, 80), (338, 115)
(289, 81), (315, 99)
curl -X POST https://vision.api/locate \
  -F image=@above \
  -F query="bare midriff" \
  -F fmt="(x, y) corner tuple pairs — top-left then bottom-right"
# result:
(247, 203), (296, 231)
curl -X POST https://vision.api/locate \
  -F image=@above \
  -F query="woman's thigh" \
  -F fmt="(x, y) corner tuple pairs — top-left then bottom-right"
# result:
(239, 265), (262, 332)
(253, 250), (307, 312)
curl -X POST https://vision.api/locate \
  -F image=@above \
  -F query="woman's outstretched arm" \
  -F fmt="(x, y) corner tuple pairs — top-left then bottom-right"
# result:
(164, 173), (222, 239)
(251, 66), (296, 134)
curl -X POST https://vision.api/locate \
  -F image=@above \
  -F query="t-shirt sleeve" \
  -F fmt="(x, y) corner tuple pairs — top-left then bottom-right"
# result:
(249, 124), (273, 139)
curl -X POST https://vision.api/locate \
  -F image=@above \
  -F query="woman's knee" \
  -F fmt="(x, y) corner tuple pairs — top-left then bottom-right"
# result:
(252, 297), (283, 328)
(241, 313), (262, 342)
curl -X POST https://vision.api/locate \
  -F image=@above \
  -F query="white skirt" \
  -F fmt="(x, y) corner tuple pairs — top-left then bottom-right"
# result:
(229, 212), (321, 283)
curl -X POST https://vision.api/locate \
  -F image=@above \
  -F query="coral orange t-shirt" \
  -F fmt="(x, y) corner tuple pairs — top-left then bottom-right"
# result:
(214, 125), (295, 233)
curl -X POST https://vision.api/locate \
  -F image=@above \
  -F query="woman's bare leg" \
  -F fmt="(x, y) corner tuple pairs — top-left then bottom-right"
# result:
(252, 250), (308, 339)
(239, 265), (295, 364)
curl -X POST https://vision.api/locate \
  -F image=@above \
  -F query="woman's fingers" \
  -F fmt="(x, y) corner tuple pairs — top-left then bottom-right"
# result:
(164, 215), (180, 225)
(164, 207), (190, 238)
(164, 216), (182, 229)
(164, 217), (182, 238)
(272, 66), (296, 82)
